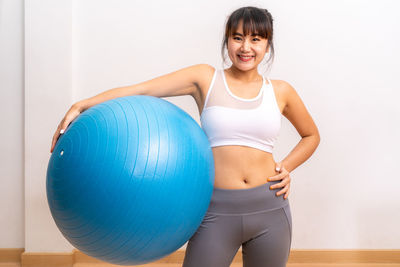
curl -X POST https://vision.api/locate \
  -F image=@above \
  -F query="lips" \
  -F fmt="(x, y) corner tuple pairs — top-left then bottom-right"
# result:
(238, 54), (254, 62)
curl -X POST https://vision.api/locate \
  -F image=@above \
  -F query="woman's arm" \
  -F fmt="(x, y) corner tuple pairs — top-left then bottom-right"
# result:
(279, 81), (321, 173)
(75, 63), (210, 112)
(51, 64), (211, 153)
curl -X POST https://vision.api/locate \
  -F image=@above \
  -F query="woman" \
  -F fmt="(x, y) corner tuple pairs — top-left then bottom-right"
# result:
(50, 6), (320, 267)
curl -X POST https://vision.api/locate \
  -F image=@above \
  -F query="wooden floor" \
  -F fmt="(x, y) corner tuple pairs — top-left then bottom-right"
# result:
(72, 264), (400, 267)
(71, 264), (400, 267)
(1, 263), (400, 267)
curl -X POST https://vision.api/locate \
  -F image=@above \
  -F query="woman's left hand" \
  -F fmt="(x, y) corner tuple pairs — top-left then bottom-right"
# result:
(267, 161), (291, 199)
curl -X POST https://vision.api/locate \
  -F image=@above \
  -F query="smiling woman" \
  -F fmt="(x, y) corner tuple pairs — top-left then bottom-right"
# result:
(183, 7), (319, 267)
(221, 7), (275, 69)
(50, 5), (320, 267)
(230, 29), (267, 66)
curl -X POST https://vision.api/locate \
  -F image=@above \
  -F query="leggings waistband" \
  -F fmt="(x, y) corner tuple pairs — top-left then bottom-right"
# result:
(207, 181), (289, 215)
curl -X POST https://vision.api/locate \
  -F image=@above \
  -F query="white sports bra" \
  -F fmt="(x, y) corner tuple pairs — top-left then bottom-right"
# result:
(200, 67), (282, 153)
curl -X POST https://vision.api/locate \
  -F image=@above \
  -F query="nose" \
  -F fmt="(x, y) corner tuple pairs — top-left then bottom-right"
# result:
(241, 39), (251, 52)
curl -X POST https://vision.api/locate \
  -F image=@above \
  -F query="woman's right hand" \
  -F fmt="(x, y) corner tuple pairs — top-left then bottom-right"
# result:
(50, 104), (83, 153)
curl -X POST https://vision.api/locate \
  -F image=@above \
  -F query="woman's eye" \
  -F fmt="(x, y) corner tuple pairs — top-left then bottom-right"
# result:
(232, 36), (260, 41)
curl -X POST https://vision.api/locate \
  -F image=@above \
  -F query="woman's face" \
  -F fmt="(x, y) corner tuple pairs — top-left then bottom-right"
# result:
(227, 20), (269, 71)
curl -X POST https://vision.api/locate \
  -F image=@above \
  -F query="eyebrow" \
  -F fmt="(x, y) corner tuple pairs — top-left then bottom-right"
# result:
(232, 32), (260, 37)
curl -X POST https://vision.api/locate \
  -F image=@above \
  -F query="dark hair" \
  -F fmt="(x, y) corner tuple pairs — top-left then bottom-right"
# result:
(221, 6), (275, 70)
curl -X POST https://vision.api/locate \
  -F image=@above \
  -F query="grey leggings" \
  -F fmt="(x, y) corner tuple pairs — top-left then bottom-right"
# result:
(183, 180), (292, 267)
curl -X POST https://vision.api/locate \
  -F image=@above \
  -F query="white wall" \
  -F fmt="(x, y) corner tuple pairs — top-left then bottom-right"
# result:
(1, 0), (399, 253)
(0, 0), (24, 249)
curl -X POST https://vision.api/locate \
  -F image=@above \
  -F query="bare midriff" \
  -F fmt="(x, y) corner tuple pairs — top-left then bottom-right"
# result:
(195, 71), (285, 190)
(211, 145), (279, 189)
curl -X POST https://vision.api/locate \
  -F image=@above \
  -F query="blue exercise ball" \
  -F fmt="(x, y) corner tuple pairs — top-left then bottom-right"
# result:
(46, 95), (215, 265)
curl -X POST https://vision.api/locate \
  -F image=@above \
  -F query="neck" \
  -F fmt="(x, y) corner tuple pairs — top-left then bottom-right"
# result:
(226, 66), (262, 83)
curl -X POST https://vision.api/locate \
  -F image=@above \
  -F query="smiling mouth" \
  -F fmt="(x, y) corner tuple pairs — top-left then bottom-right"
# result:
(238, 55), (254, 61)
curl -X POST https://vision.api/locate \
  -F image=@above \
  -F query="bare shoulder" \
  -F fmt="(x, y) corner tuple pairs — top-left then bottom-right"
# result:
(192, 63), (216, 76)
(193, 63), (216, 91)
(269, 79), (298, 114)
(270, 79), (297, 97)
(271, 79), (319, 138)
(189, 64), (216, 100)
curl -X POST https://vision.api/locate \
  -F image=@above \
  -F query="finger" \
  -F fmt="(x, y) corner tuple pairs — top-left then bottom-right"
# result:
(276, 162), (283, 172)
(51, 138), (56, 153)
(268, 172), (288, 182)
(284, 184), (290, 199)
(60, 118), (70, 133)
(50, 126), (61, 153)
(284, 188), (290, 199)
(51, 123), (67, 153)
(269, 180), (287, 190)
(275, 185), (289, 197)
(51, 133), (60, 153)
(270, 174), (291, 188)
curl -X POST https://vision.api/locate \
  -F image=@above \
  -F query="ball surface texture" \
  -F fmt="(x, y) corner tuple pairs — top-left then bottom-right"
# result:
(47, 95), (215, 265)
